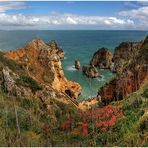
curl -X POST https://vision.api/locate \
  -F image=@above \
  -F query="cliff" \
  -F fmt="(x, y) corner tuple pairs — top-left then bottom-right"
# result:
(98, 36), (148, 104)
(4, 39), (81, 99)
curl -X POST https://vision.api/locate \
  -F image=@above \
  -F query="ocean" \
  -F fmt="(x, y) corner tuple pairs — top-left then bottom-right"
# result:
(0, 30), (148, 100)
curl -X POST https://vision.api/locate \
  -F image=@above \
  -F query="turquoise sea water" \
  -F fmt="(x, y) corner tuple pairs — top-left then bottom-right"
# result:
(0, 30), (148, 100)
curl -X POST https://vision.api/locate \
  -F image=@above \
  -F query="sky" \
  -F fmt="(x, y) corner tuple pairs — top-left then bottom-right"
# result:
(0, 1), (148, 30)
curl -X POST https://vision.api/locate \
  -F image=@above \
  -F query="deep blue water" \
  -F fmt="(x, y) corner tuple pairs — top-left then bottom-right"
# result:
(0, 30), (148, 100)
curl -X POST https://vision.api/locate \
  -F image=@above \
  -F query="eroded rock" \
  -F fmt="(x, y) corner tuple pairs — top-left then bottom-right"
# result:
(82, 65), (100, 78)
(4, 39), (81, 100)
(90, 47), (113, 69)
(75, 59), (81, 69)
(98, 36), (148, 104)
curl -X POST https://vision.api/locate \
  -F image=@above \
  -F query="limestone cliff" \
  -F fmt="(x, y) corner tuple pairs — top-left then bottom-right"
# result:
(113, 41), (143, 74)
(98, 36), (148, 104)
(4, 39), (81, 99)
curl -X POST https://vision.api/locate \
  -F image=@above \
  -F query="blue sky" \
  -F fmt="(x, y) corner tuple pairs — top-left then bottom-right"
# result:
(0, 1), (148, 30)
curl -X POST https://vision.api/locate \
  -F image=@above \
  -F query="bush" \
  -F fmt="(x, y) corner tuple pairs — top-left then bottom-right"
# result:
(142, 88), (148, 98)
(0, 53), (22, 72)
(20, 98), (34, 109)
(19, 76), (42, 92)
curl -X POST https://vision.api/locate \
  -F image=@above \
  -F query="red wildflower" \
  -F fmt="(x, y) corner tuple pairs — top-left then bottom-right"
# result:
(101, 127), (107, 132)
(61, 120), (70, 130)
(107, 115), (116, 126)
(103, 122), (109, 127)
(95, 121), (103, 127)
(117, 112), (123, 117)
(82, 123), (89, 137)
(83, 117), (87, 122)
(113, 109), (118, 115)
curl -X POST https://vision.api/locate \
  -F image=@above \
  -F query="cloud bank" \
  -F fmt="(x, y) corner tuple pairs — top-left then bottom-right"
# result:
(0, 13), (134, 27)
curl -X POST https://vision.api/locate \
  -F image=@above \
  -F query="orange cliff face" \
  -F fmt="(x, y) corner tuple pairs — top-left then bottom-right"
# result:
(4, 39), (81, 99)
(98, 36), (148, 105)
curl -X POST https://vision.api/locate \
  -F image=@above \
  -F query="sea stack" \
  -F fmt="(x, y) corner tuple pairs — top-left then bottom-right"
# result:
(82, 65), (100, 78)
(75, 59), (81, 69)
(90, 47), (113, 69)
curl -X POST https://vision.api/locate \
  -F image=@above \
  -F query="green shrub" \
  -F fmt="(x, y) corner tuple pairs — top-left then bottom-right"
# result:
(18, 76), (42, 92)
(0, 53), (22, 71)
(142, 88), (148, 98)
(20, 98), (34, 109)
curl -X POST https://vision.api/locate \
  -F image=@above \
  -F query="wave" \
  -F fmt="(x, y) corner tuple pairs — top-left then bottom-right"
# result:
(66, 65), (77, 71)
(97, 75), (105, 82)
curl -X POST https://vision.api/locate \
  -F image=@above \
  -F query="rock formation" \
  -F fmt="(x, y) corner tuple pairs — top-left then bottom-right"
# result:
(1, 66), (32, 98)
(75, 59), (81, 69)
(4, 39), (81, 100)
(113, 41), (143, 74)
(82, 65), (100, 78)
(90, 47), (113, 69)
(98, 36), (148, 105)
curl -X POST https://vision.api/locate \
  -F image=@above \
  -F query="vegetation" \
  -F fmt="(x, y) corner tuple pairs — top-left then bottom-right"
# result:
(0, 52), (23, 72)
(0, 89), (81, 146)
(17, 75), (42, 93)
(0, 81), (147, 146)
(59, 84), (148, 146)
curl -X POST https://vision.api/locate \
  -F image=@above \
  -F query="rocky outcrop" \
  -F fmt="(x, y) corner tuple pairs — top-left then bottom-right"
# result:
(78, 97), (98, 111)
(4, 39), (81, 100)
(82, 65), (100, 78)
(75, 59), (80, 69)
(2, 67), (32, 97)
(113, 41), (143, 74)
(49, 40), (64, 60)
(98, 36), (148, 105)
(90, 47), (113, 69)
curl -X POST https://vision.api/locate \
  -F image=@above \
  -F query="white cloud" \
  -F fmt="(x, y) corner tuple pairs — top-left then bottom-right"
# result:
(119, 6), (148, 18)
(0, 2), (26, 13)
(119, 6), (148, 29)
(124, 2), (139, 8)
(0, 12), (134, 29)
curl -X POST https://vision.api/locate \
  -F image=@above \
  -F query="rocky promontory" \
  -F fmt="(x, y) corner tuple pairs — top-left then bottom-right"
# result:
(4, 39), (81, 100)
(98, 36), (148, 104)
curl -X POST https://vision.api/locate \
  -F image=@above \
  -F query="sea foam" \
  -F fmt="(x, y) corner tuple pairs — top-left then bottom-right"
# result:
(66, 65), (77, 71)
(97, 75), (105, 82)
